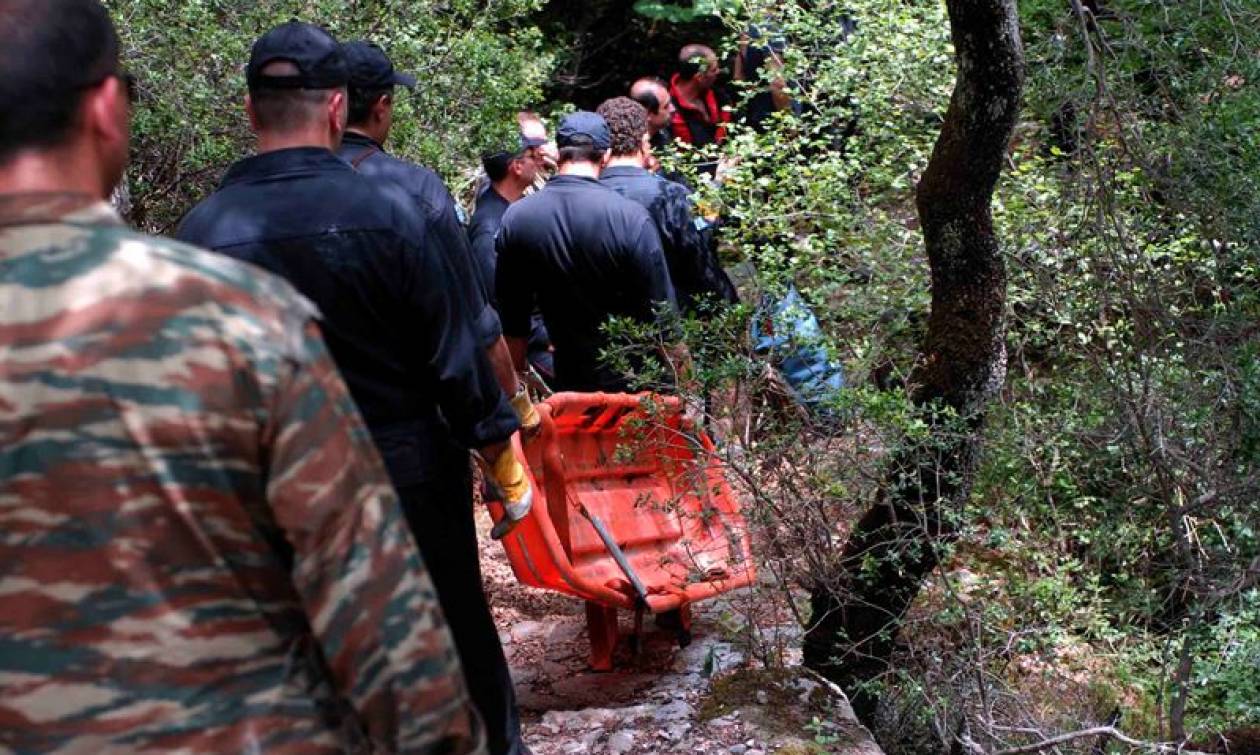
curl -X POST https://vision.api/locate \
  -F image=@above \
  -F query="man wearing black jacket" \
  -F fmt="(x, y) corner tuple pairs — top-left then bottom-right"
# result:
(596, 96), (738, 315)
(177, 25), (533, 755)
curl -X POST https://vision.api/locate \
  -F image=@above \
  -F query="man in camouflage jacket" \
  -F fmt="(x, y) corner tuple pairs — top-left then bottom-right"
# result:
(0, 2), (485, 752)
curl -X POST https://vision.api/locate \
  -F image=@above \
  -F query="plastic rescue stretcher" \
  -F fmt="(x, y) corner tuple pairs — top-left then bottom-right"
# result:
(486, 392), (756, 670)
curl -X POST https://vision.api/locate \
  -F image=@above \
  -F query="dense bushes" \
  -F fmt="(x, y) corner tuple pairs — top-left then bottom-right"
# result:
(648, 0), (1259, 748)
(108, 0), (549, 232)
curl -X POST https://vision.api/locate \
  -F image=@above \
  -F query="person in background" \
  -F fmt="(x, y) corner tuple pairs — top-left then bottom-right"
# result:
(337, 40), (522, 401)
(0, 3), (484, 753)
(518, 110), (557, 179)
(496, 112), (678, 392)
(630, 76), (675, 151)
(597, 96), (737, 315)
(468, 135), (544, 297)
(668, 43), (730, 147)
(175, 23), (532, 755)
(732, 27), (801, 132)
(468, 136), (555, 382)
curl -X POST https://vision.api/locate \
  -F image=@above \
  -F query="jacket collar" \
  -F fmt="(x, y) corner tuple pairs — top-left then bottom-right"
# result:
(342, 131), (387, 152)
(669, 74), (718, 117)
(547, 174), (602, 187)
(0, 192), (120, 229)
(219, 147), (351, 189)
(599, 165), (653, 180)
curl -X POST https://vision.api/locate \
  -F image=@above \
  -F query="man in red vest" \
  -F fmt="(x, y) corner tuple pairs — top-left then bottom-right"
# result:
(668, 43), (730, 147)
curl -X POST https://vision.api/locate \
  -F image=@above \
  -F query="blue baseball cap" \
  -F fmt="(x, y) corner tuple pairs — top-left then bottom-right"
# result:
(342, 40), (417, 90)
(556, 111), (610, 151)
(247, 21), (348, 90)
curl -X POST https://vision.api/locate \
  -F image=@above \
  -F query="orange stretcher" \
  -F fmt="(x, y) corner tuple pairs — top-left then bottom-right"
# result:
(486, 392), (757, 670)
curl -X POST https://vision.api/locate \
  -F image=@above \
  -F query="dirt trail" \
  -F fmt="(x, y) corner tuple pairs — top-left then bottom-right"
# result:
(476, 510), (884, 755)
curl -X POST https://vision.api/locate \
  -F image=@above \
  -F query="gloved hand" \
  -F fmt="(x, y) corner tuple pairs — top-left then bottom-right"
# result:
(484, 446), (532, 540)
(510, 381), (541, 437)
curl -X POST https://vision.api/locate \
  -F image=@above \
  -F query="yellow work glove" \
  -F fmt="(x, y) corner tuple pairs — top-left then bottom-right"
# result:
(487, 446), (532, 540)
(510, 382), (541, 437)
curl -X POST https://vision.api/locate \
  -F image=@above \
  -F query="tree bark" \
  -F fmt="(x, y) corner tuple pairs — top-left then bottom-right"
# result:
(803, 0), (1024, 722)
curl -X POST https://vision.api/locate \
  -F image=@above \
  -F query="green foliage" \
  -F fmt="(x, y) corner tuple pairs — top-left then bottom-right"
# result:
(632, 0), (735, 24)
(1187, 591), (1260, 730)
(108, 0), (549, 231)
(631, 0), (1260, 746)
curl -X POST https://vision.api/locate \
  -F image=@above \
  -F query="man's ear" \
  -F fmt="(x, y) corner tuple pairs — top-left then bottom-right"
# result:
(84, 75), (128, 147)
(245, 93), (261, 132)
(374, 93), (393, 123)
(329, 89), (348, 134)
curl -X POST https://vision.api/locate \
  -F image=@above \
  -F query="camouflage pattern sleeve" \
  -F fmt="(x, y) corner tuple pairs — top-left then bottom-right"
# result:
(263, 318), (487, 755)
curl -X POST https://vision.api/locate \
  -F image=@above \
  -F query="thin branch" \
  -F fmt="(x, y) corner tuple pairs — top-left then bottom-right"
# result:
(990, 726), (1211, 755)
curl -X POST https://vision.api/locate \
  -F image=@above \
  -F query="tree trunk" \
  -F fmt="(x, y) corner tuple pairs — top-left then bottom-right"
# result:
(803, 0), (1024, 722)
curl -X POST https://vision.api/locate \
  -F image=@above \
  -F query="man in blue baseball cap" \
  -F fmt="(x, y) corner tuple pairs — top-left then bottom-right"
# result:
(336, 39), (535, 755)
(495, 111), (679, 392)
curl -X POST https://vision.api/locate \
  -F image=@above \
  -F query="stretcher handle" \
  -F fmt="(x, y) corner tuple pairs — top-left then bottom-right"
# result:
(577, 504), (650, 609)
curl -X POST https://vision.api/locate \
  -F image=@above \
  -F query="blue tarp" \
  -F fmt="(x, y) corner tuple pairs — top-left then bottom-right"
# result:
(751, 285), (845, 414)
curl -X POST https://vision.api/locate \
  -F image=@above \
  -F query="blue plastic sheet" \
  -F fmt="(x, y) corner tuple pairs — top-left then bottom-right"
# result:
(751, 285), (845, 414)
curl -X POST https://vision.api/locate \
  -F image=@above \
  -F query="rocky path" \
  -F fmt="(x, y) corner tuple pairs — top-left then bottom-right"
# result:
(476, 511), (885, 755)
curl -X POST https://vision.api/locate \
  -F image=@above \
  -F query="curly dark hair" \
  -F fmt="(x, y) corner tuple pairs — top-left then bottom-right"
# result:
(596, 96), (649, 157)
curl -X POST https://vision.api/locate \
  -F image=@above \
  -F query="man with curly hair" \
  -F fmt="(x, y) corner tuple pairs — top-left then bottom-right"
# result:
(597, 96), (737, 315)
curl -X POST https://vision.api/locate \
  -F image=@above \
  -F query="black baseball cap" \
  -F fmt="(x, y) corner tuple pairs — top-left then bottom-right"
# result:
(556, 111), (610, 151)
(481, 132), (544, 174)
(247, 21), (348, 90)
(342, 40), (417, 90)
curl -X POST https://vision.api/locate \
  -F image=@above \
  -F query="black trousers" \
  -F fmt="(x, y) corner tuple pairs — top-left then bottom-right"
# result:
(398, 465), (524, 755)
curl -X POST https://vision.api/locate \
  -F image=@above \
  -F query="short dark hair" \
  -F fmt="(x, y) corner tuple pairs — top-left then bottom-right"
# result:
(557, 141), (604, 166)
(250, 60), (342, 131)
(347, 86), (390, 126)
(678, 44), (714, 81)
(483, 150), (525, 182)
(631, 90), (660, 114)
(0, 0), (120, 164)
(597, 97), (648, 157)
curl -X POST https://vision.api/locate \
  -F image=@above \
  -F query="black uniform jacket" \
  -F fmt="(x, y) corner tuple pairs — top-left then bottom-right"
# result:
(467, 184), (510, 301)
(177, 147), (518, 487)
(494, 175), (677, 392)
(600, 165), (738, 313)
(337, 131), (503, 349)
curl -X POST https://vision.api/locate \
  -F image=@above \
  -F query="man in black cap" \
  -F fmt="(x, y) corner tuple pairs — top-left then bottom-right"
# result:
(176, 25), (534, 755)
(495, 111), (678, 393)
(468, 134), (554, 381)
(597, 96), (738, 316)
(331, 39), (535, 755)
(336, 41), (522, 397)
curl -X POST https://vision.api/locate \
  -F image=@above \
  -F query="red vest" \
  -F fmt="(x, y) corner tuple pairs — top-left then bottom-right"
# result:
(669, 74), (729, 146)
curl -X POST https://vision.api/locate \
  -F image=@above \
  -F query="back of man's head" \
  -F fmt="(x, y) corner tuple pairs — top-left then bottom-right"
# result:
(596, 97), (648, 158)
(246, 22), (348, 135)
(343, 40), (415, 129)
(0, 0), (120, 166)
(555, 111), (610, 167)
(630, 77), (664, 114)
